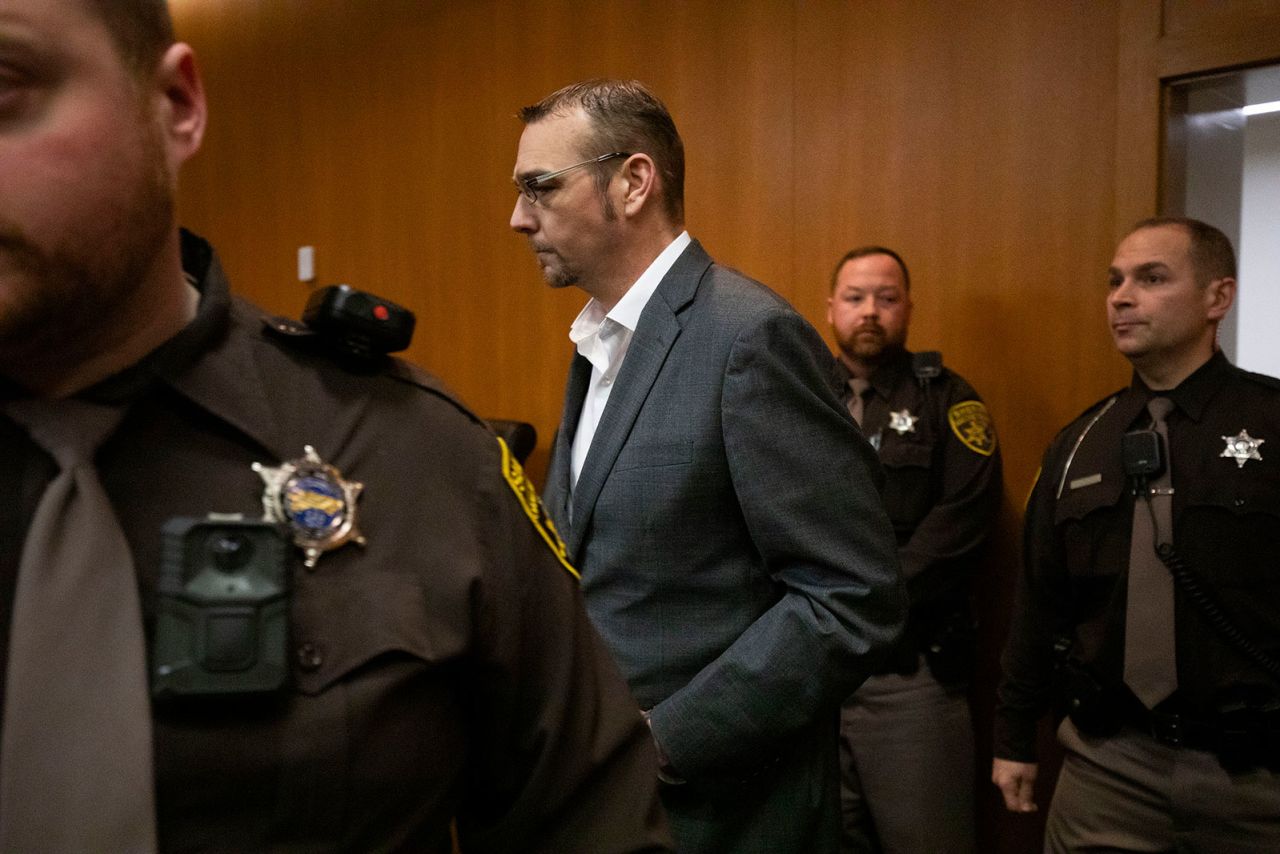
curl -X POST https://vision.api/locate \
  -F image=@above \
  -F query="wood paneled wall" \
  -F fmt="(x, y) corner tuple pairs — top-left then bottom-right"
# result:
(174, 0), (1131, 488)
(170, 1), (1150, 849)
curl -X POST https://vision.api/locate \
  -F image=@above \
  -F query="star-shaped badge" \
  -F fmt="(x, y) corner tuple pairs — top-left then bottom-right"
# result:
(888, 409), (918, 435)
(253, 446), (365, 568)
(1220, 429), (1264, 469)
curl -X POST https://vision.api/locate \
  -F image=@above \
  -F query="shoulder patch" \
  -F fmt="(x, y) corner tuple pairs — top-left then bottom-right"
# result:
(497, 437), (580, 581)
(948, 400), (997, 456)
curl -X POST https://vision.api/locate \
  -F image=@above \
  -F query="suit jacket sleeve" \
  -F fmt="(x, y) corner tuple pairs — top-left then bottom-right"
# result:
(647, 309), (906, 778)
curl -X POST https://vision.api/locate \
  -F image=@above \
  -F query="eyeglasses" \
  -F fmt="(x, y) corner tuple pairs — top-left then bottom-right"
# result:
(514, 152), (631, 205)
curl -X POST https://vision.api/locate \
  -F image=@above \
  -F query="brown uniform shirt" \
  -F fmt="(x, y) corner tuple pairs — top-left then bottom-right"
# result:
(0, 231), (672, 852)
(995, 351), (1280, 761)
(836, 350), (1002, 676)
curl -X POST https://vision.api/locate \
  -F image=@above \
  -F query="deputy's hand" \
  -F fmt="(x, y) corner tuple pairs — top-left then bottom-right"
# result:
(991, 758), (1038, 813)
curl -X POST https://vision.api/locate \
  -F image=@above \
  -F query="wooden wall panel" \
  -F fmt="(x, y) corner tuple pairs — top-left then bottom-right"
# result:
(794, 0), (1126, 495)
(175, 0), (1131, 492)
(1160, 0), (1280, 77)
(174, 0), (798, 481)
(171, 2), (1143, 849)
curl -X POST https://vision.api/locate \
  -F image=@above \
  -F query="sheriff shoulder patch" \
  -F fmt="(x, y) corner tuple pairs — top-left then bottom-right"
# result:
(497, 437), (579, 580)
(948, 400), (997, 456)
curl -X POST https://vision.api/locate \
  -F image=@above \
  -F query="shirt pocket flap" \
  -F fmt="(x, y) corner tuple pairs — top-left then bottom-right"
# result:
(292, 572), (453, 696)
(879, 440), (931, 470)
(1183, 474), (1280, 519)
(1055, 472), (1125, 525)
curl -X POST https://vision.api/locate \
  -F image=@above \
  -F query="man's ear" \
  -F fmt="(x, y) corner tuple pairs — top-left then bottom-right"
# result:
(618, 153), (658, 218)
(151, 42), (207, 171)
(1206, 275), (1236, 322)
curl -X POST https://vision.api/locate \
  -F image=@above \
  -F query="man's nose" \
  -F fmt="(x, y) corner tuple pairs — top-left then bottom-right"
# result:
(1109, 278), (1135, 306)
(510, 196), (535, 234)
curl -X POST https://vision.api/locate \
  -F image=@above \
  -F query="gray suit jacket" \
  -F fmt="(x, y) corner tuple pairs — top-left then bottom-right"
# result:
(544, 241), (905, 853)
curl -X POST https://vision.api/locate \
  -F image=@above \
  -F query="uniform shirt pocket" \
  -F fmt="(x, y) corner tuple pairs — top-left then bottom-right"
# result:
(1055, 473), (1128, 580)
(878, 439), (933, 531)
(292, 571), (455, 695)
(1180, 473), (1280, 590)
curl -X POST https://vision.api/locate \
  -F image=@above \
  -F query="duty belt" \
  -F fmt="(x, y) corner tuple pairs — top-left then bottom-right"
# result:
(1124, 704), (1280, 771)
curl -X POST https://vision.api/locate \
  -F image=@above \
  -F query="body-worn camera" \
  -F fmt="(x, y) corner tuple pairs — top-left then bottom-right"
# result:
(262, 284), (416, 369)
(152, 516), (290, 698)
(1122, 429), (1165, 482)
(302, 284), (415, 360)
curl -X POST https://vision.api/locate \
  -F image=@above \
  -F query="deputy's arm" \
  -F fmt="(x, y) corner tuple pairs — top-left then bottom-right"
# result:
(456, 440), (672, 853)
(993, 441), (1075, 767)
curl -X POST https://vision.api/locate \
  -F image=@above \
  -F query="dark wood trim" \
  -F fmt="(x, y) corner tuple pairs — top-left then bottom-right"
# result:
(1159, 14), (1280, 79)
(1115, 0), (1280, 237)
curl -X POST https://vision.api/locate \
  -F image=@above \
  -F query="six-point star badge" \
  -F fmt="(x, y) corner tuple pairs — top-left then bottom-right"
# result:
(1220, 429), (1264, 469)
(888, 409), (918, 435)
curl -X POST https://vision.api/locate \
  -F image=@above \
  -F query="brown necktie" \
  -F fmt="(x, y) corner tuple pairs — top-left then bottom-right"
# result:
(1123, 396), (1178, 709)
(846, 377), (871, 427)
(1, 399), (157, 852)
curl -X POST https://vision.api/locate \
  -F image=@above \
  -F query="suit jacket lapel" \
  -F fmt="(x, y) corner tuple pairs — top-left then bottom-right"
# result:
(543, 352), (592, 545)
(566, 241), (712, 554)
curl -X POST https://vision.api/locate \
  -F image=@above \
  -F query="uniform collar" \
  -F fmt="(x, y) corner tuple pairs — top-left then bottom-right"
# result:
(89, 229), (282, 457)
(77, 229), (231, 405)
(835, 347), (912, 401)
(868, 348), (914, 399)
(1130, 349), (1231, 424)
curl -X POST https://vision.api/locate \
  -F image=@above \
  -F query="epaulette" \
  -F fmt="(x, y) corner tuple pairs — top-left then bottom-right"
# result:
(1239, 367), (1280, 392)
(261, 283), (414, 368)
(912, 350), (943, 383)
(259, 314), (396, 373)
(258, 312), (486, 430)
(380, 357), (487, 430)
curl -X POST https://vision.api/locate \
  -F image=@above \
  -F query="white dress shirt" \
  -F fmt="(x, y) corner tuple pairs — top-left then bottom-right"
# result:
(568, 231), (691, 492)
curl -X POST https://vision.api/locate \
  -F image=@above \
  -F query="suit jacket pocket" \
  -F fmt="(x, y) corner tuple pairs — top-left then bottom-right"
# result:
(612, 437), (694, 472)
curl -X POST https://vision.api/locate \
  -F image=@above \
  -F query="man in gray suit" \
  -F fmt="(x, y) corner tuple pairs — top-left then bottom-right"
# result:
(509, 79), (906, 853)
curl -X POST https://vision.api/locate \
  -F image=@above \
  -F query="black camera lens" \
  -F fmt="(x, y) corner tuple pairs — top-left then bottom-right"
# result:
(211, 534), (254, 571)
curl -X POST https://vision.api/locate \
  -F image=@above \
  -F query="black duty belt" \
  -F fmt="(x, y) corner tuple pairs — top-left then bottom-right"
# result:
(1122, 704), (1280, 771)
(1138, 708), (1222, 750)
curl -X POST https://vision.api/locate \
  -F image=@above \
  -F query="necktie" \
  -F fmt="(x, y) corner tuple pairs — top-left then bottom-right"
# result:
(0, 399), (157, 852)
(846, 377), (872, 427)
(1123, 396), (1178, 709)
